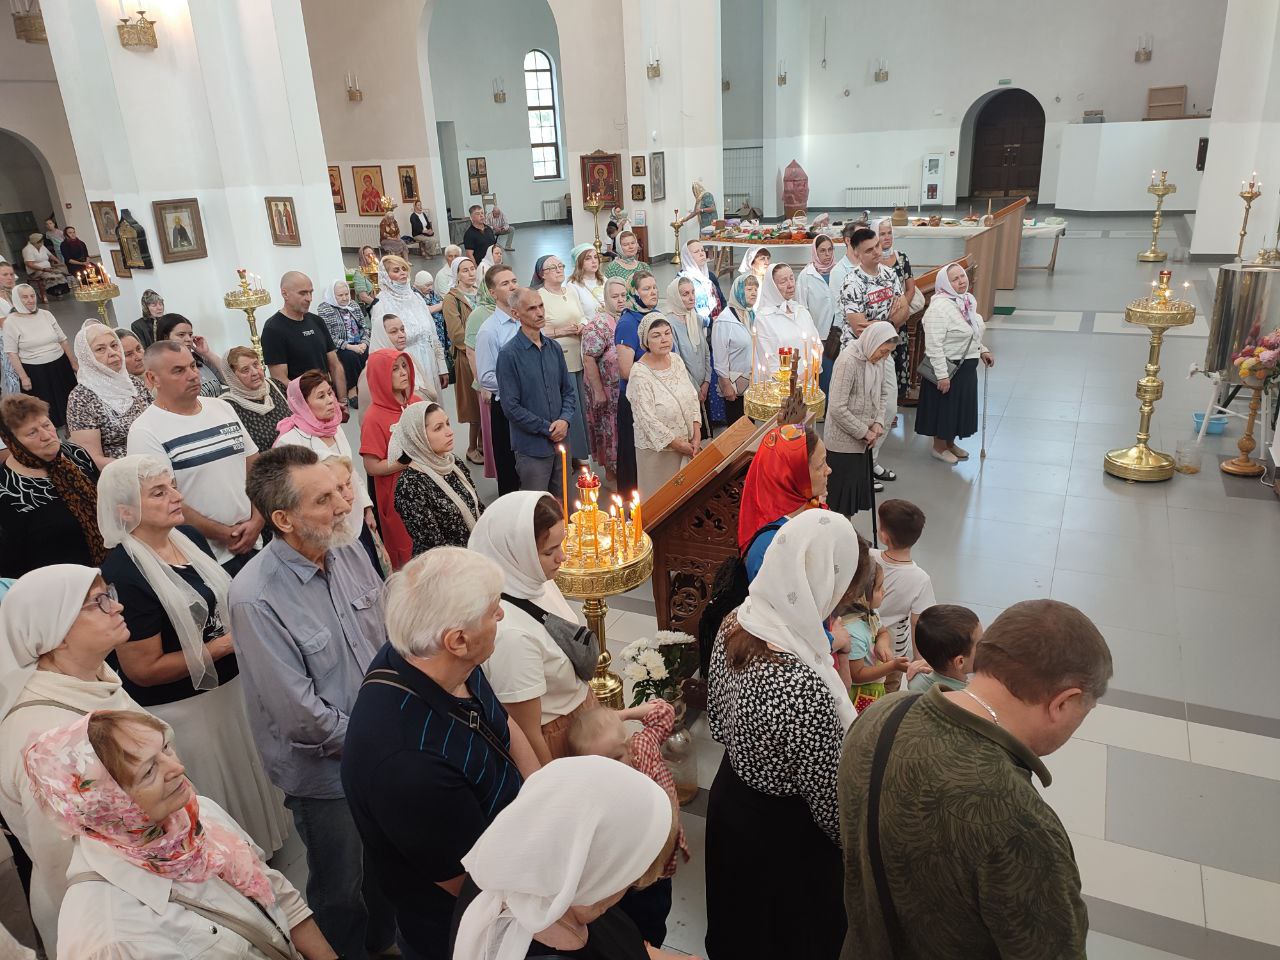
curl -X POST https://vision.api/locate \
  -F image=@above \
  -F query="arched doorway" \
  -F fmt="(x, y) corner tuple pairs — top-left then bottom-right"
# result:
(0, 128), (56, 263)
(969, 89), (1044, 199)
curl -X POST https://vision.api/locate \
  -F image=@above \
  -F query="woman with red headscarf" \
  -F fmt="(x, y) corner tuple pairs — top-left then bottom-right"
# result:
(737, 421), (831, 582)
(359, 348), (418, 569)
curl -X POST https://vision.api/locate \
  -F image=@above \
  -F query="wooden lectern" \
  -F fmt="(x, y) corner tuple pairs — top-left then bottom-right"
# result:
(992, 196), (1030, 290)
(902, 257), (978, 406)
(641, 417), (769, 633)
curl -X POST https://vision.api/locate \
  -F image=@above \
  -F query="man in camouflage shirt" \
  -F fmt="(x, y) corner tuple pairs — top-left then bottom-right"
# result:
(838, 599), (1112, 959)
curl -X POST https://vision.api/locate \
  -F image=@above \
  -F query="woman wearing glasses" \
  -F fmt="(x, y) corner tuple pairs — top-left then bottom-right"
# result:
(0, 565), (153, 956)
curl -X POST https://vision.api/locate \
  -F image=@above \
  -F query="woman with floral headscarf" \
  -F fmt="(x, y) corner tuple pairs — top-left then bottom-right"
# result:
(23, 709), (333, 959)
(66, 320), (152, 467)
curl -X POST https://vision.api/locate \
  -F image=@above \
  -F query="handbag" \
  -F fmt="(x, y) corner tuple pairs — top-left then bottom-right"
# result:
(916, 330), (975, 387)
(501, 593), (601, 683)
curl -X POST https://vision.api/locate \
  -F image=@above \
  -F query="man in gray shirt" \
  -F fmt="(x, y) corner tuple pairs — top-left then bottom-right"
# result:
(229, 445), (394, 960)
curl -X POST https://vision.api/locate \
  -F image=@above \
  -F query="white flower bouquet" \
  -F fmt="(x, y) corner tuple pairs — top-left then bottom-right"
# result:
(619, 631), (696, 706)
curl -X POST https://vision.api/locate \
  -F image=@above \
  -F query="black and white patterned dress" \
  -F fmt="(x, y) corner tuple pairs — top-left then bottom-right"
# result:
(394, 457), (483, 557)
(0, 442), (99, 577)
(704, 609), (846, 959)
(65, 376), (152, 459)
(883, 250), (914, 394)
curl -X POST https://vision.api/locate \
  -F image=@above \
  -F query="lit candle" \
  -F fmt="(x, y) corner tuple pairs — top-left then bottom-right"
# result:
(558, 444), (568, 525)
(631, 491), (642, 548)
(609, 505), (619, 560)
(591, 504), (599, 565)
(1151, 170), (1156, 185)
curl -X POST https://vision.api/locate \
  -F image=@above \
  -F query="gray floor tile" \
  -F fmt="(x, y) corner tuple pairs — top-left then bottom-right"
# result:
(1168, 506), (1277, 546)
(937, 515), (1062, 568)
(925, 552), (1053, 608)
(1066, 464), (1171, 504)
(1060, 496), (1170, 543)
(954, 456), (1073, 495)
(1098, 625), (1186, 704)
(1055, 528), (1173, 581)
(963, 486), (1067, 528)
(1106, 748), (1280, 883)
(1086, 931), (1197, 960)
(982, 433), (1077, 467)
(1050, 567), (1177, 636)
(991, 415), (1080, 444)
(1174, 585), (1280, 721)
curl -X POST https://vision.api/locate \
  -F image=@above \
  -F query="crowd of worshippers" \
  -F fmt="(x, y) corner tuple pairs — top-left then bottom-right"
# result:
(0, 218), (1107, 959)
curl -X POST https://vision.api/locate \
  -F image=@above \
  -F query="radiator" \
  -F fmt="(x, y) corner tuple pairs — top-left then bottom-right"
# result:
(844, 185), (910, 209)
(340, 222), (381, 249)
(542, 198), (567, 221)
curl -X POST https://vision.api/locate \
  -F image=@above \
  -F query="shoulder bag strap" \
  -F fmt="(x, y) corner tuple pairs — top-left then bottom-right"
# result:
(867, 694), (921, 956)
(500, 592), (550, 625)
(361, 669), (518, 771)
(3, 700), (86, 723)
(67, 872), (299, 960)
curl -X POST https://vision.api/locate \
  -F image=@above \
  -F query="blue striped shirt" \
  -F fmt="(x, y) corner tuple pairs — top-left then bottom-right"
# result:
(341, 644), (522, 959)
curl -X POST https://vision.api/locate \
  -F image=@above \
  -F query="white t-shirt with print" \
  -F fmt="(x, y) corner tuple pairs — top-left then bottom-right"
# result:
(126, 397), (260, 564)
(484, 600), (589, 725)
(837, 264), (902, 349)
(871, 548), (935, 659)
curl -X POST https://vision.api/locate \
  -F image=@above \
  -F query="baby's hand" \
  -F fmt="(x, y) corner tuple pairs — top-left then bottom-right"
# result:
(891, 656), (911, 672)
(905, 658), (932, 681)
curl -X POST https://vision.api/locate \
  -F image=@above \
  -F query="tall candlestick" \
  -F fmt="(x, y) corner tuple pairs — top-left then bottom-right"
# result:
(574, 500), (583, 558)
(558, 445), (568, 526)
(631, 491), (642, 549)
(609, 505), (619, 561)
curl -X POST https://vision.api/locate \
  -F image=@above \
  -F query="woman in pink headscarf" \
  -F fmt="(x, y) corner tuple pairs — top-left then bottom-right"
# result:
(24, 709), (335, 958)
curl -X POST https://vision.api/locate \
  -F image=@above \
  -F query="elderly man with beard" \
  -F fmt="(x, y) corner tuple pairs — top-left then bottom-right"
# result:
(229, 444), (397, 960)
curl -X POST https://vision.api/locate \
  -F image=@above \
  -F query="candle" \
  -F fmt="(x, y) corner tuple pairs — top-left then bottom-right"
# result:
(558, 444), (568, 525)
(574, 500), (583, 558)
(609, 505), (619, 560)
(591, 505), (599, 565)
(631, 491), (642, 548)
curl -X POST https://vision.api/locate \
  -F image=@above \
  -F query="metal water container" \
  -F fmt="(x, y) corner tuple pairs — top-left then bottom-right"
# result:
(1206, 263), (1280, 380)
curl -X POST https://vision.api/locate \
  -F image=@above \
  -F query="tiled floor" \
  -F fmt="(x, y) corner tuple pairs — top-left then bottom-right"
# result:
(12, 210), (1280, 958)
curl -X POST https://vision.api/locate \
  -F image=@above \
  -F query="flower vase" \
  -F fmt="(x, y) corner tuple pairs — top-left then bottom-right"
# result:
(661, 704), (699, 806)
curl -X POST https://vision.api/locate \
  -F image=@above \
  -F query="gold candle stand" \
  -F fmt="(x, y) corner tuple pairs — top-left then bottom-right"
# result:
(1220, 374), (1268, 477)
(583, 192), (605, 257)
(223, 271), (272, 363)
(1103, 270), (1195, 481)
(743, 348), (826, 422)
(1138, 171), (1176, 262)
(1238, 185), (1262, 261)
(73, 272), (121, 328)
(670, 209), (682, 265)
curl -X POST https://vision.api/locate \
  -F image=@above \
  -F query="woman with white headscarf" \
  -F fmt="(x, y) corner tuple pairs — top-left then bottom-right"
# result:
(823, 320), (898, 516)
(370, 254), (448, 403)
(705, 508), (858, 960)
(3, 283), (77, 427)
(916, 261), (994, 464)
(97, 455), (290, 855)
(0, 564), (148, 955)
(315, 278), (370, 406)
(390, 400), (482, 556)
(450, 756), (681, 960)
(752, 262), (821, 379)
(663, 276), (711, 407)
(66, 321), (152, 467)
(736, 244), (770, 279)
(468, 491), (596, 764)
(677, 239), (726, 425)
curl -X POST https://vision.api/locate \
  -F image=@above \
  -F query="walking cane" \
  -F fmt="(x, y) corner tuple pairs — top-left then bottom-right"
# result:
(980, 358), (990, 460)
(867, 443), (879, 548)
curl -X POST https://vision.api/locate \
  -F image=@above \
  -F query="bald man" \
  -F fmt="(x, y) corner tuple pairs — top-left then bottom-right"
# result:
(261, 271), (348, 406)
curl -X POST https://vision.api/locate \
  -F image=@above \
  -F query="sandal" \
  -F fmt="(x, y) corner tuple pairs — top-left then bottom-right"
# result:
(873, 463), (897, 481)
(874, 480), (885, 493)
(466, 450), (485, 466)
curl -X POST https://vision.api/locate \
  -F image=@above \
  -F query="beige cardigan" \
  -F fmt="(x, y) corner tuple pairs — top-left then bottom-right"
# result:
(921, 297), (986, 384)
(823, 348), (896, 454)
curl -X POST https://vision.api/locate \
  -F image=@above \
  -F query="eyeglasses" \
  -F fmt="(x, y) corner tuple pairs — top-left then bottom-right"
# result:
(82, 583), (119, 615)
(544, 263), (565, 272)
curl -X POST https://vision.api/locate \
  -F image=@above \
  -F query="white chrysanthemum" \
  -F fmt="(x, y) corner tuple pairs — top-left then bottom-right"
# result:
(637, 648), (668, 679)
(625, 663), (648, 682)
(654, 630), (695, 647)
(620, 640), (645, 663)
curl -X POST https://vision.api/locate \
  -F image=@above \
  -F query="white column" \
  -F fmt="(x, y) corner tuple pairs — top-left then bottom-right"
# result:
(41, 0), (343, 348)
(1191, 0), (1280, 256)
(762, 0), (810, 219)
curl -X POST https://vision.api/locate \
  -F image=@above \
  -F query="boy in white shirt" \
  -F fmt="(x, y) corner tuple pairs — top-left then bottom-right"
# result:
(871, 499), (934, 692)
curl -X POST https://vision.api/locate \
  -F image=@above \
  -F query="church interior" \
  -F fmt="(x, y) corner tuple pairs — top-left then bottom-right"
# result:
(0, 1), (1278, 958)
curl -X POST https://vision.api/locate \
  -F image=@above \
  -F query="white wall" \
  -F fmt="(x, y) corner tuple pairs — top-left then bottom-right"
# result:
(721, 0), (763, 147)
(793, 0), (1226, 207)
(427, 0), (566, 225)
(1056, 119), (1208, 210)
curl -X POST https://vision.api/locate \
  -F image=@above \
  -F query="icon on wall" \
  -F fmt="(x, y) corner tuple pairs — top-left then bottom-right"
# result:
(329, 166), (346, 213)
(579, 150), (621, 205)
(151, 199), (207, 263)
(631, 183), (646, 202)
(109, 247), (131, 278)
(398, 165), (419, 202)
(650, 151), (665, 202)
(353, 165), (386, 217)
(91, 201), (119, 243)
(265, 196), (301, 246)
(631, 155), (646, 178)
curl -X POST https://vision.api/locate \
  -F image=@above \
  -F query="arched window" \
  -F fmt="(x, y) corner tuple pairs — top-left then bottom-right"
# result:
(524, 50), (561, 180)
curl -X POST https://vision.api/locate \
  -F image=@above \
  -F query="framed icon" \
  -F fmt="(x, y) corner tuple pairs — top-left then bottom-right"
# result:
(650, 151), (666, 202)
(352, 165), (386, 217)
(265, 196), (301, 246)
(631, 183), (646, 202)
(91, 201), (120, 243)
(397, 165), (419, 202)
(109, 247), (131, 278)
(328, 166), (345, 213)
(151, 198), (207, 263)
(631, 155), (646, 178)
(579, 150), (621, 205)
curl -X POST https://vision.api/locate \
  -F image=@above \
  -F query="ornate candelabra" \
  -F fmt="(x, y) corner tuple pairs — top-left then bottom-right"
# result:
(743, 344), (826, 422)
(554, 469), (652, 709)
(1237, 175), (1262, 261)
(223, 269), (272, 363)
(72, 262), (120, 328)
(583, 190), (605, 257)
(1220, 372), (1268, 477)
(670, 209), (682, 265)
(116, 10), (157, 49)
(1103, 270), (1195, 481)
(1138, 171), (1176, 263)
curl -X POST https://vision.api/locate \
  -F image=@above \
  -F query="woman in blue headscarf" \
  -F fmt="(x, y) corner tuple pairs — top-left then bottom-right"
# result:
(613, 270), (660, 492)
(713, 273), (757, 425)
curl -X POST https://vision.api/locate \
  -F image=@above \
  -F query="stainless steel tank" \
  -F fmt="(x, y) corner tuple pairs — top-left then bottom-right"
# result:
(1206, 263), (1280, 380)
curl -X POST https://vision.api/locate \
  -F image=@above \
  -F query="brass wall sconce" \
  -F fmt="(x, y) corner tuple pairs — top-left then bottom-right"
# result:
(492, 78), (506, 103)
(777, 60), (787, 86)
(345, 72), (362, 102)
(646, 55), (661, 80)
(874, 59), (889, 83)
(722, 79), (730, 92)
(117, 10), (157, 50)
(12, 1), (46, 44)
(1134, 34), (1153, 62)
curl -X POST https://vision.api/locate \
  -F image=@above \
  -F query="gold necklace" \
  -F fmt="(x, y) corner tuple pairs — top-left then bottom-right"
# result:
(962, 689), (999, 725)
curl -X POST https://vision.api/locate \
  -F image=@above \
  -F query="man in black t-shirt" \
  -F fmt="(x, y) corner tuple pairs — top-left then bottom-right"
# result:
(260, 271), (348, 408)
(462, 204), (497, 265)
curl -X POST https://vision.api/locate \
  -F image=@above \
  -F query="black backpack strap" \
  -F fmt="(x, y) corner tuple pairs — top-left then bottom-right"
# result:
(867, 694), (921, 955)
(501, 592), (551, 624)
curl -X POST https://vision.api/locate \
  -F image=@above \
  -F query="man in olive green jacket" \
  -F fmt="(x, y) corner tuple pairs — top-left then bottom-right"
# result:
(838, 599), (1112, 959)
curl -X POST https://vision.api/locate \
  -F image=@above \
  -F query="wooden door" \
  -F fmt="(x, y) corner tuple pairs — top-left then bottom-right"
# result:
(971, 90), (1045, 198)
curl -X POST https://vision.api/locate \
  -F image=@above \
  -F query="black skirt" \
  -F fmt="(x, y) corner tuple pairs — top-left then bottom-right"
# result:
(826, 449), (875, 516)
(23, 354), (77, 428)
(914, 356), (979, 440)
(616, 391), (637, 491)
(705, 755), (844, 960)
